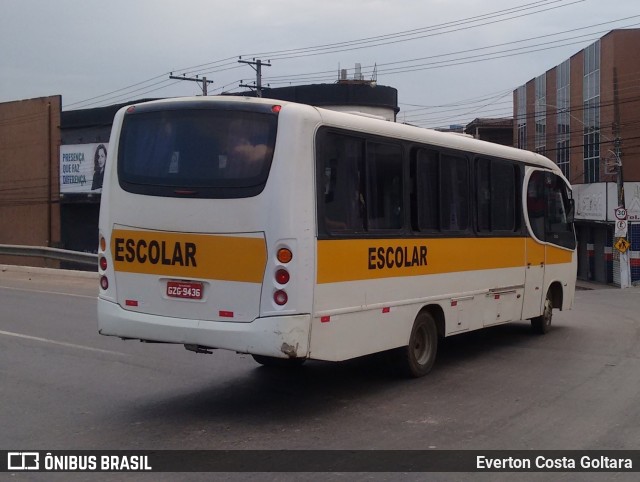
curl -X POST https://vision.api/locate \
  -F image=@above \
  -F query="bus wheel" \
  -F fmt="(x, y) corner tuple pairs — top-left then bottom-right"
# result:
(398, 312), (438, 378)
(252, 354), (306, 368)
(531, 291), (553, 334)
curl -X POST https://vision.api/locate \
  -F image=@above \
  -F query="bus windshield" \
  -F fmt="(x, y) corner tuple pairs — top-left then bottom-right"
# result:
(117, 108), (278, 198)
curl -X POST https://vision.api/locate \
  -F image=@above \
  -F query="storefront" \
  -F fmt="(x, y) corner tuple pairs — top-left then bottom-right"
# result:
(573, 182), (640, 285)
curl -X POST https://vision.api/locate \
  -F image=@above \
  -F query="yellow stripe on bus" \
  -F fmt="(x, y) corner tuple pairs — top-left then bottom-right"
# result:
(111, 229), (267, 283)
(546, 244), (573, 264)
(317, 237), (572, 284)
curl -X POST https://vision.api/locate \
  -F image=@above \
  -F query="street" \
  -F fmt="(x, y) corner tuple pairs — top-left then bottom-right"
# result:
(1, 265), (639, 478)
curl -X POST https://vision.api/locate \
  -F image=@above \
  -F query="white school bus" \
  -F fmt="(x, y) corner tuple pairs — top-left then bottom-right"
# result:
(97, 96), (577, 377)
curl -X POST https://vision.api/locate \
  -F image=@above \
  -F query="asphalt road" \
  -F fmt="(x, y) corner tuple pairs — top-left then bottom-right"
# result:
(1, 265), (639, 479)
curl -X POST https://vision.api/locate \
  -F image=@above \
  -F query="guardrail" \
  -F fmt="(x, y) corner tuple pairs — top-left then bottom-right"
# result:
(0, 244), (98, 267)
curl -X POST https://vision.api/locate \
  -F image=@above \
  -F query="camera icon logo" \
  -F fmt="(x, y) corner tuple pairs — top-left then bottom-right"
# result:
(7, 452), (40, 471)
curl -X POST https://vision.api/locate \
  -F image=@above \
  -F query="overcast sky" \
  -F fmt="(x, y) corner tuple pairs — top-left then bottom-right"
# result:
(1, 0), (638, 128)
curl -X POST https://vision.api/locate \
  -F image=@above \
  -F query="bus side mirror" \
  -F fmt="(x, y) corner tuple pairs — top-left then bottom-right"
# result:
(567, 198), (575, 224)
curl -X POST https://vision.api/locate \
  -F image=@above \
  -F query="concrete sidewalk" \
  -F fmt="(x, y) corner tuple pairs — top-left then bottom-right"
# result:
(575, 279), (618, 290)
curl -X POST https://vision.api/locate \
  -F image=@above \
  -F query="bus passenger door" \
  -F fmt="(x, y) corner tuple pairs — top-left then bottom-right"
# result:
(522, 170), (546, 320)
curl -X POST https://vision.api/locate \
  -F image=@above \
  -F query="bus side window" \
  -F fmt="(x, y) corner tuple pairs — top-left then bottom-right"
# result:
(414, 149), (468, 233)
(366, 142), (403, 230)
(476, 158), (518, 233)
(476, 158), (491, 231)
(492, 161), (517, 231)
(527, 171), (546, 241)
(414, 149), (439, 231)
(322, 134), (365, 233)
(440, 154), (469, 232)
(324, 161), (337, 202)
(545, 173), (576, 249)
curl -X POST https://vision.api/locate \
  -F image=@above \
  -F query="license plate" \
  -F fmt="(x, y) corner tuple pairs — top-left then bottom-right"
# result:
(166, 281), (203, 300)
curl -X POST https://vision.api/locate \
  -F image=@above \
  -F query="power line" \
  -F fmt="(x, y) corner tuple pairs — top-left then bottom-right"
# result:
(65, 0), (581, 109)
(260, 9), (624, 85)
(245, 0), (583, 61)
(259, 18), (640, 97)
(337, 15), (640, 80)
(168, 0), (571, 76)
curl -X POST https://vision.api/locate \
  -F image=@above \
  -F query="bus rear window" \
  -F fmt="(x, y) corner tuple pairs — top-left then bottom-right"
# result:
(118, 108), (277, 198)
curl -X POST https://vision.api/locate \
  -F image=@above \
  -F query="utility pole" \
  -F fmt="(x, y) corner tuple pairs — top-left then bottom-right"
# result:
(169, 73), (214, 96)
(238, 58), (271, 97)
(615, 137), (624, 212)
(612, 67), (631, 288)
(613, 134), (631, 288)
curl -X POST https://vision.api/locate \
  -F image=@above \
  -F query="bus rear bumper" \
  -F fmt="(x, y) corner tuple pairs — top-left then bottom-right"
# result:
(97, 298), (310, 359)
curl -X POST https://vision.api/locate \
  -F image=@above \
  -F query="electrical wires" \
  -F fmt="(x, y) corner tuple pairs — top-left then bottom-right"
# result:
(64, 0), (587, 109)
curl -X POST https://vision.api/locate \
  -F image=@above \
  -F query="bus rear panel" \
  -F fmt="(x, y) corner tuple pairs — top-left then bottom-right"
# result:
(98, 98), (318, 359)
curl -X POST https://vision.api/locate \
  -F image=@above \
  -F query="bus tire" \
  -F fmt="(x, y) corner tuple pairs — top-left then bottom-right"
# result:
(252, 354), (306, 368)
(531, 290), (553, 334)
(397, 312), (438, 378)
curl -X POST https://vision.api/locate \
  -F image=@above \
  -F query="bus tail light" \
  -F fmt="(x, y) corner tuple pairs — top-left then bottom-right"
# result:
(275, 268), (290, 285)
(277, 248), (293, 264)
(274, 290), (288, 306)
(98, 235), (109, 291)
(273, 245), (292, 306)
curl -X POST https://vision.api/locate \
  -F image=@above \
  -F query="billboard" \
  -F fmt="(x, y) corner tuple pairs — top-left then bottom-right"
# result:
(573, 182), (640, 222)
(573, 183), (607, 221)
(60, 143), (108, 194)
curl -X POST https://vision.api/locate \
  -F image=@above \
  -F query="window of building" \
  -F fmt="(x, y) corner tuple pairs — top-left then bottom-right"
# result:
(583, 40), (600, 183)
(516, 86), (527, 150)
(535, 74), (546, 155)
(556, 59), (571, 179)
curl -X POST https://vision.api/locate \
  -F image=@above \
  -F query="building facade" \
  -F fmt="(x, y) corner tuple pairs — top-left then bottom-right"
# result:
(0, 96), (61, 267)
(514, 29), (640, 285)
(464, 117), (514, 146)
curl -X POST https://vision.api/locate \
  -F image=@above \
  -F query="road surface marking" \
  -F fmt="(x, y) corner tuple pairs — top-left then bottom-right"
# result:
(0, 329), (128, 357)
(0, 284), (96, 299)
